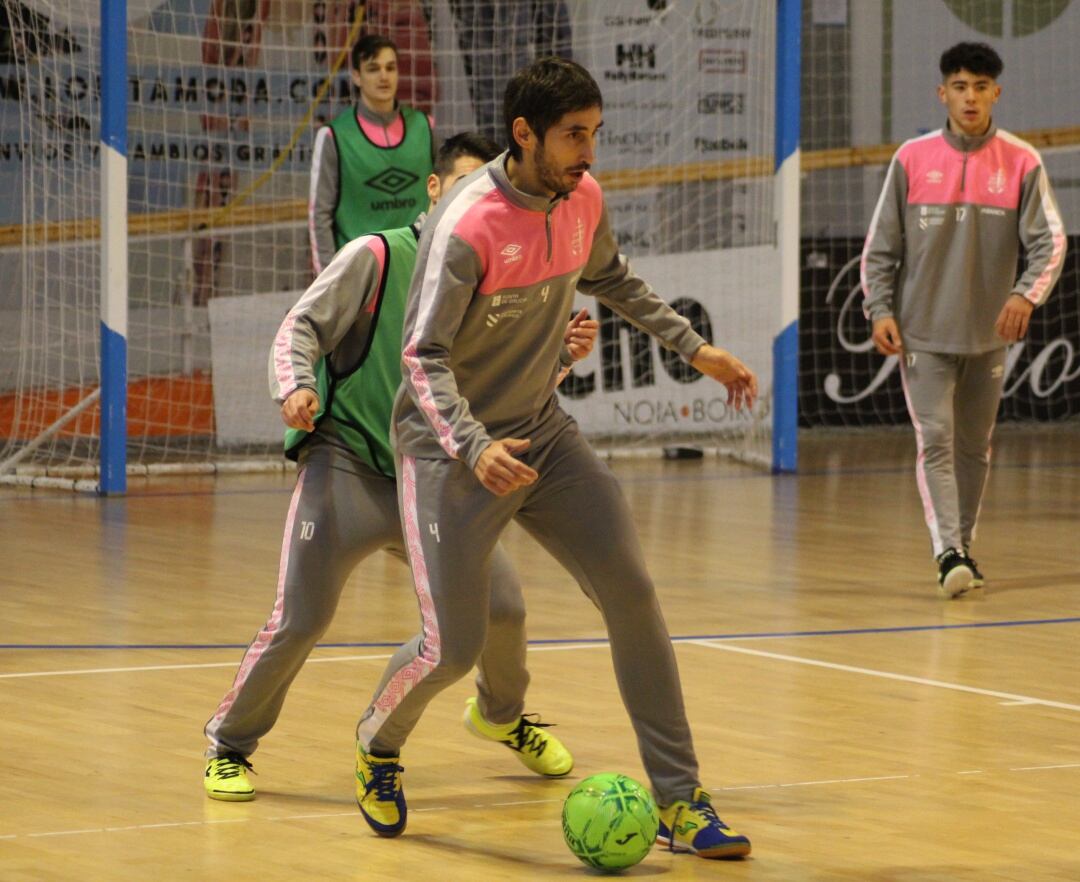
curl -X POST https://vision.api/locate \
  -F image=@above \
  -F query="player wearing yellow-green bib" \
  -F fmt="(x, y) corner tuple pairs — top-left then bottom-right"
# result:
(327, 104), (433, 252)
(309, 34), (436, 273)
(282, 222), (415, 477)
(203, 134), (598, 805)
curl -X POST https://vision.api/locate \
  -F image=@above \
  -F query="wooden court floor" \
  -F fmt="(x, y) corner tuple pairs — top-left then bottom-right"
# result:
(2, 427), (1078, 881)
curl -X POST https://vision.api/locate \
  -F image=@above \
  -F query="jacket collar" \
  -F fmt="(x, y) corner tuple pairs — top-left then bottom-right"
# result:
(356, 99), (400, 127)
(941, 120), (997, 153)
(488, 151), (570, 213)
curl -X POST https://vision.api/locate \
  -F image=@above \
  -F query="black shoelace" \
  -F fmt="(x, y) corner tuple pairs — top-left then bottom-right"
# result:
(367, 760), (404, 801)
(212, 753), (253, 779)
(507, 714), (555, 757)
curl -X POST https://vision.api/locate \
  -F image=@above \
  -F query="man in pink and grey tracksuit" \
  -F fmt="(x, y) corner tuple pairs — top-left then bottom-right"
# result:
(353, 58), (758, 861)
(862, 42), (1066, 599)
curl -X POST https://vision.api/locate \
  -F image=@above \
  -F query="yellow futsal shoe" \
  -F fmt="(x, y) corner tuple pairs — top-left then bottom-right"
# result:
(657, 788), (751, 859)
(355, 742), (407, 837)
(463, 696), (574, 777)
(204, 753), (255, 801)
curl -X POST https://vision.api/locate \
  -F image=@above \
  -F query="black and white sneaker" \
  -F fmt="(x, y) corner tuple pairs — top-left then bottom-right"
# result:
(961, 549), (985, 589)
(936, 548), (974, 599)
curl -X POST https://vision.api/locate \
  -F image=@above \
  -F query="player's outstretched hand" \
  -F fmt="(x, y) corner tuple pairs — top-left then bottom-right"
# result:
(871, 316), (903, 356)
(995, 294), (1035, 343)
(474, 438), (538, 497)
(690, 345), (758, 411)
(565, 308), (599, 361)
(281, 388), (319, 432)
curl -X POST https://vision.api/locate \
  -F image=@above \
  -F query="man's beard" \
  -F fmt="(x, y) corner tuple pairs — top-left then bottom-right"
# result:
(535, 143), (587, 195)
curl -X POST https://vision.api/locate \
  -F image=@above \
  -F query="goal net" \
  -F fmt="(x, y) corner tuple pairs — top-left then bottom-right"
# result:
(798, 0), (1079, 431)
(0, 0), (782, 488)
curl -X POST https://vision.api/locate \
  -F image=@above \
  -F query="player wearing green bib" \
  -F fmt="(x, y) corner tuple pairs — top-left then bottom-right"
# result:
(204, 133), (598, 804)
(309, 34), (436, 273)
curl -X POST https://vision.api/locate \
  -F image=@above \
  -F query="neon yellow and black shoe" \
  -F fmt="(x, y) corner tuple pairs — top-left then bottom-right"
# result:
(463, 697), (574, 777)
(204, 753), (255, 802)
(961, 548), (986, 588)
(355, 742), (406, 837)
(657, 788), (751, 859)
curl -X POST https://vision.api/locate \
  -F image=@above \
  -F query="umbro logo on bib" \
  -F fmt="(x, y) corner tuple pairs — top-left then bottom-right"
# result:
(501, 244), (523, 264)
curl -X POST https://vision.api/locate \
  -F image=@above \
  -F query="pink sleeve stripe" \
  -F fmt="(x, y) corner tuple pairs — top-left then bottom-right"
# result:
(1022, 169), (1067, 306)
(403, 174), (494, 458)
(402, 332), (460, 459)
(273, 235), (386, 398)
(308, 126), (333, 274)
(859, 150), (906, 309)
(996, 131), (1067, 306)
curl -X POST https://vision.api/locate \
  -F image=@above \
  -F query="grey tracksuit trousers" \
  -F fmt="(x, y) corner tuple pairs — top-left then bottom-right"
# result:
(899, 348), (1007, 557)
(204, 443), (529, 758)
(357, 419), (700, 805)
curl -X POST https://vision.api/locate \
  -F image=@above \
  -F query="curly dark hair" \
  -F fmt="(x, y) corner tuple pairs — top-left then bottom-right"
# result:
(939, 42), (1003, 80)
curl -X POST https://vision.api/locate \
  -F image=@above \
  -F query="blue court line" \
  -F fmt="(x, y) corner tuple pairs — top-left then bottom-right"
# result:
(8, 453), (1080, 503)
(2, 616), (1077, 651)
(5, 456), (1079, 502)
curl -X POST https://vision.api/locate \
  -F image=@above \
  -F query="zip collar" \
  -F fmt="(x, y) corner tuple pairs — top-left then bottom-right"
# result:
(941, 120), (997, 154)
(488, 151), (571, 214)
(356, 100), (400, 128)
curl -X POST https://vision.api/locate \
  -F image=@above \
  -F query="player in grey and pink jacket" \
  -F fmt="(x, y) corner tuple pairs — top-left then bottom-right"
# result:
(353, 57), (757, 860)
(861, 42), (1066, 597)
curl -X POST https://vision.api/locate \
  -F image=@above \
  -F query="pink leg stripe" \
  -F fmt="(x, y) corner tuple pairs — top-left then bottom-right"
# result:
(358, 456), (441, 745)
(899, 361), (943, 555)
(206, 469), (306, 743)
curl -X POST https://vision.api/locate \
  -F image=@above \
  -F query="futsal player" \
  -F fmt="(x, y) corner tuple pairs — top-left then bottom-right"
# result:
(203, 132), (596, 800)
(353, 58), (755, 861)
(861, 42), (1065, 597)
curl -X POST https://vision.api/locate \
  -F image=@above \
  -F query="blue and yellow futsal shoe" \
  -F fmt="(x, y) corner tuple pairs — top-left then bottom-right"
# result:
(657, 787), (751, 859)
(355, 742), (407, 837)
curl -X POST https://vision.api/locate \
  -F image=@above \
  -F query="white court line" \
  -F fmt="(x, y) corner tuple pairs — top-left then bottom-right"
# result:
(0, 643), (609, 680)
(0, 652), (399, 680)
(1009, 763), (1080, 772)
(692, 640), (1080, 713)
(777, 774), (910, 788)
(3, 765), (1073, 842)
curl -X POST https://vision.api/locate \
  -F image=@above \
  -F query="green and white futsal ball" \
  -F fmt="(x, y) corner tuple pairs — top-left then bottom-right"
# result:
(562, 773), (658, 872)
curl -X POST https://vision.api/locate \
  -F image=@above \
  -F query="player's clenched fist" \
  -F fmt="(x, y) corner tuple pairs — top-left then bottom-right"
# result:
(871, 316), (903, 356)
(281, 388), (319, 432)
(474, 438), (538, 496)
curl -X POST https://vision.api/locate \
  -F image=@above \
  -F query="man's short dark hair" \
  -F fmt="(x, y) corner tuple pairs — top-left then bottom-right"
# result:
(503, 57), (602, 160)
(434, 132), (501, 178)
(351, 34), (397, 71)
(939, 42), (1003, 80)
